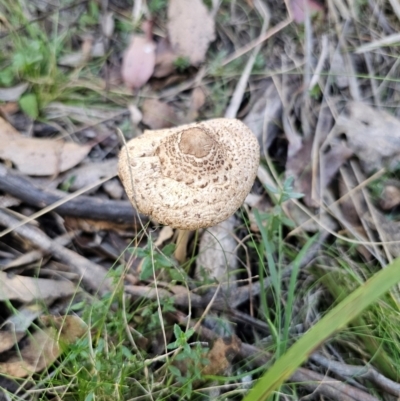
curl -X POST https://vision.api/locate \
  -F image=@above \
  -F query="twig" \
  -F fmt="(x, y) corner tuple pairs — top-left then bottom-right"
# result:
(311, 352), (400, 397)
(172, 311), (379, 401)
(0, 165), (145, 228)
(124, 284), (204, 307)
(0, 209), (112, 294)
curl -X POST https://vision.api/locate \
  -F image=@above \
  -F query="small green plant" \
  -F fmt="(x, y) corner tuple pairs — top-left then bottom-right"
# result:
(167, 324), (209, 399)
(174, 56), (191, 72)
(132, 242), (177, 281)
(148, 0), (167, 13)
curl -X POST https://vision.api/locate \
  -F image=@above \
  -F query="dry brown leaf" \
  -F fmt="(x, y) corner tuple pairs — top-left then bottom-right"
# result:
(364, 209), (400, 258)
(121, 35), (156, 89)
(64, 159), (118, 191)
(334, 102), (400, 173)
(40, 315), (88, 343)
(0, 194), (21, 208)
(202, 336), (241, 376)
(0, 304), (43, 353)
(141, 98), (178, 129)
(44, 102), (124, 125)
(286, 138), (352, 207)
(173, 335), (241, 382)
(0, 316), (87, 378)
(0, 115), (20, 137)
(63, 216), (134, 233)
(380, 184), (400, 210)
(338, 176), (360, 228)
(0, 332), (25, 353)
(154, 38), (178, 78)
(0, 83), (29, 102)
(167, 0), (215, 66)
(0, 272), (77, 303)
(154, 226), (174, 247)
(243, 83), (282, 155)
(103, 178), (124, 199)
(187, 87), (207, 121)
(0, 117), (90, 176)
(0, 102), (19, 116)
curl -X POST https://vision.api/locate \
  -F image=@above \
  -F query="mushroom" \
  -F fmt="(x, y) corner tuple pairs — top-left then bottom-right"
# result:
(118, 118), (259, 260)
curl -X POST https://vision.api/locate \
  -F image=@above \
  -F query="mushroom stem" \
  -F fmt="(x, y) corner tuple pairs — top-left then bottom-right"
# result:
(174, 229), (191, 264)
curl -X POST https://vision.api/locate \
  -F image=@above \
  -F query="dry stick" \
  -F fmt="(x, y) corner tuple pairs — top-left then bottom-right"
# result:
(310, 352), (400, 397)
(0, 165), (145, 229)
(172, 311), (379, 401)
(0, 209), (112, 295)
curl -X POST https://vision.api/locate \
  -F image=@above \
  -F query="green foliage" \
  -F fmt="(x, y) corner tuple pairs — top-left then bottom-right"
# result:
(174, 56), (191, 72)
(148, 0), (167, 13)
(79, 1), (99, 27)
(167, 324), (209, 399)
(19, 93), (39, 118)
(132, 242), (177, 281)
(244, 255), (400, 401)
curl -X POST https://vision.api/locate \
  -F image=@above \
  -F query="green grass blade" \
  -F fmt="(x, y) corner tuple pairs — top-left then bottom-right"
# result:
(282, 235), (316, 350)
(243, 256), (400, 401)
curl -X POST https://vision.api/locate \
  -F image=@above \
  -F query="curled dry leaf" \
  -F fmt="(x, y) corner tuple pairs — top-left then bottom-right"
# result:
(0, 316), (87, 378)
(243, 82), (282, 155)
(188, 86), (207, 121)
(0, 304), (43, 353)
(0, 332), (25, 353)
(0, 272), (77, 303)
(142, 98), (178, 129)
(0, 83), (29, 102)
(154, 37), (178, 78)
(380, 184), (400, 210)
(174, 335), (241, 381)
(64, 159), (118, 191)
(154, 225), (174, 247)
(0, 117), (91, 176)
(167, 0), (216, 66)
(121, 35), (156, 89)
(0, 194), (20, 208)
(286, 138), (352, 207)
(334, 102), (400, 173)
(202, 336), (241, 376)
(103, 178), (124, 199)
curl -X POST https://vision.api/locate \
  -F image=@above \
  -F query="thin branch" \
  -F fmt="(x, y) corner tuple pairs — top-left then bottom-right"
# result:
(0, 209), (112, 294)
(0, 165), (145, 227)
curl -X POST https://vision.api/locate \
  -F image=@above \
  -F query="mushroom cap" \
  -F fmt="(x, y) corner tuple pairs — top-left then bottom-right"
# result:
(118, 118), (260, 230)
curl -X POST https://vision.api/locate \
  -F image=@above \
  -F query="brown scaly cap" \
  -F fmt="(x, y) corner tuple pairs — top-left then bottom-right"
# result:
(118, 118), (260, 230)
